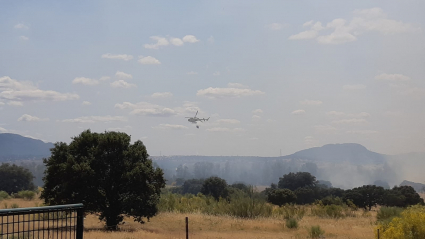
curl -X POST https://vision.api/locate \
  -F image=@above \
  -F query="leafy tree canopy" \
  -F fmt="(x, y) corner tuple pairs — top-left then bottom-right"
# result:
(278, 172), (317, 191)
(267, 188), (297, 206)
(344, 185), (385, 210)
(180, 179), (204, 195)
(0, 163), (35, 194)
(41, 130), (165, 230)
(201, 176), (228, 201)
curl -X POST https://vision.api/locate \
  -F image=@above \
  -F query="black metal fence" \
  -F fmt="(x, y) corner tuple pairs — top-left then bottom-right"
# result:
(0, 203), (84, 239)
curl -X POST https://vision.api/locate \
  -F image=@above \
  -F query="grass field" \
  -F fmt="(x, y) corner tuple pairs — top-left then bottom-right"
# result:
(1, 198), (379, 239)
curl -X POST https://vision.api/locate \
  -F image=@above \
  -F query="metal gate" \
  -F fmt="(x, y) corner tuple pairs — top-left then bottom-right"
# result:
(0, 203), (84, 239)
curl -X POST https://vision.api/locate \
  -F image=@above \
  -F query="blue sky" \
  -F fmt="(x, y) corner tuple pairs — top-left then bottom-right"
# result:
(1, 1), (425, 156)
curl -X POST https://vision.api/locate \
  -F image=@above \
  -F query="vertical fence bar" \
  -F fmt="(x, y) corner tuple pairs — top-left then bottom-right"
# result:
(378, 228), (380, 239)
(76, 207), (84, 239)
(185, 217), (189, 239)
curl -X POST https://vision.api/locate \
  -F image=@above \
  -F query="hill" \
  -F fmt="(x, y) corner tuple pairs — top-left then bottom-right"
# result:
(0, 133), (54, 161)
(283, 143), (387, 165)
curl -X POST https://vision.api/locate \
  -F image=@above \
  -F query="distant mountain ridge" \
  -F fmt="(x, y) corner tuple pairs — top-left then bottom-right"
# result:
(283, 143), (388, 165)
(0, 133), (54, 161)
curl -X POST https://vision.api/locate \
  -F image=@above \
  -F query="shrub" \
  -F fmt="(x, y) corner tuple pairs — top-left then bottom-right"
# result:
(377, 207), (404, 223)
(273, 204), (306, 220)
(285, 218), (298, 229)
(311, 204), (354, 219)
(11, 203), (19, 208)
(0, 191), (9, 200)
(376, 205), (425, 239)
(16, 190), (36, 200)
(309, 225), (325, 239)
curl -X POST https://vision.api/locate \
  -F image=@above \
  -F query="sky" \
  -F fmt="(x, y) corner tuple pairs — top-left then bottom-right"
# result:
(1, 1), (425, 157)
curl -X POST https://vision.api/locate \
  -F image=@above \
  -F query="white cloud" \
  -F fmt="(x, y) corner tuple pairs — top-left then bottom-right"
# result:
(289, 30), (319, 40)
(343, 84), (366, 90)
(66, 116), (115, 123)
(8, 101), (23, 106)
(227, 83), (248, 88)
(304, 136), (314, 143)
(206, 127), (245, 133)
(14, 23), (29, 29)
(252, 115), (261, 121)
(216, 119), (240, 124)
(290, 8), (420, 44)
(0, 76), (79, 101)
(182, 35), (199, 43)
(332, 118), (368, 124)
(99, 76), (110, 81)
(144, 36), (169, 49)
(19, 36), (29, 41)
(110, 80), (136, 88)
(289, 22), (324, 40)
(151, 92), (173, 98)
(101, 53), (133, 61)
(0, 102), (4, 105)
(115, 71), (133, 79)
(303, 21), (314, 27)
(375, 73), (410, 81)
(18, 114), (48, 122)
(153, 124), (188, 130)
(115, 101), (177, 117)
(300, 99), (322, 105)
(265, 23), (287, 30)
(291, 109), (306, 115)
(0, 127), (7, 133)
(138, 56), (161, 65)
(62, 115), (127, 123)
(327, 111), (370, 118)
(213, 71), (220, 76)
(170, 37), (184, 46)
(82, 101), (91, 106)
(187, 71), (198, 75)
(72, 77), (99, 86)
(346, 130), (378, 134)
(252, 109), (263, 114)
(197, 87), (265, 99)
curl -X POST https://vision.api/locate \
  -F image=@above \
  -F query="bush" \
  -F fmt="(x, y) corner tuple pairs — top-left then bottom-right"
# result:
(285, 218), (298, 229)
(273, 205), (306, 220)
(0, 191), (9, 200)
(377, 207), (404, 223)
(15, 190), (36, 200)
(309, 225), (325, 239)
(376, 205), (425, 239)
(311, 204), (354, 219)
(11, 203), (19, 208)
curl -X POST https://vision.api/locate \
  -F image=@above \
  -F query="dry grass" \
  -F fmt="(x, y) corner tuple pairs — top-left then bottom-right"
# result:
(0, 197), (378, 239)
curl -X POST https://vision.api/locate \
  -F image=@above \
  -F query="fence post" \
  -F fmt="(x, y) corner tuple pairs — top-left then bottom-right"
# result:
(186, 217), (189, 239)
(76, 207), (84, 239)
(377, 228), (380, 239)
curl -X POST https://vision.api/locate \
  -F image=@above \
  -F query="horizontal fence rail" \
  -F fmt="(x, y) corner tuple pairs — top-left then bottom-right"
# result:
(0, 203), (84, 239)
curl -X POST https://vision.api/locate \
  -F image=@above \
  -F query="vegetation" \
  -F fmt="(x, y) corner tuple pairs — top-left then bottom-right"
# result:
(0, 163), (35, 194)
(0, 191), (9, 200)
(285, 218), (298, 229)
(267, 188), (297, 206)
(376, 205), (425, 239)
(201, 176), (229, 201)
(278, 172), (317, 191)
(309, 225), (325, 239)
(41, 130), (165, 230)
(15, 190), (36, 200)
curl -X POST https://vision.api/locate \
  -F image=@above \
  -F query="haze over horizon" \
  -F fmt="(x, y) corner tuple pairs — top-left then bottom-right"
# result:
(1, 1), (425, 157)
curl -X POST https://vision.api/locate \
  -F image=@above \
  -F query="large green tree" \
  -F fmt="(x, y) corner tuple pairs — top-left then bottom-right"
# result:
(41, 130), (165, 230)
(0, 163), (35, 194)
(344, 185), (385, 210)
(267, 188), (297, 206)
(278, 172), (317, 191)
(201, 176), (228, 201)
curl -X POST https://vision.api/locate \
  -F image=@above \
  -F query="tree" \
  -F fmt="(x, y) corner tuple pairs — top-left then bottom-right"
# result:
(201, 176), (228, 201)
(0, 163), (35, 194)
(344, 185), (385, 210)
(392, 186), (424, 206)
(278, 172), (317, 191)
(41, 130), (165, 230)
(267, 189), (297, 206)
(180, 179), (204, 195)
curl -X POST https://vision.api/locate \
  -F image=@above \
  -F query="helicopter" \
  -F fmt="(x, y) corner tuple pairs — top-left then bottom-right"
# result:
(185, 111), (209, 128)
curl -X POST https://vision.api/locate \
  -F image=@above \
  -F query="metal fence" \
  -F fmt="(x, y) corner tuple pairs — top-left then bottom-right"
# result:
(0, 203), (84, 239)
